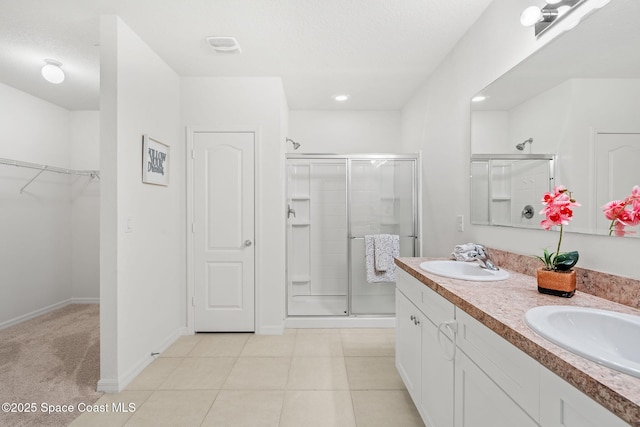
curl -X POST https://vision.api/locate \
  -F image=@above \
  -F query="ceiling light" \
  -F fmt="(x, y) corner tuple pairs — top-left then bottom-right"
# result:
(333, 94), (350, 102)
(206, 36), (241, 54)
(471, 95), (487, 103)
(41, 59), (64, 84)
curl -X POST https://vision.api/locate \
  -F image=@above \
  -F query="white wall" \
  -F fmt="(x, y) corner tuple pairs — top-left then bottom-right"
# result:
(0, 83), (72, 327)
(288, 110), (402, 153)
(401, 0), (639, 279)
(100, 15), (184, 391)
(70, 111), (100, 302)
(181, 76), (287, 334)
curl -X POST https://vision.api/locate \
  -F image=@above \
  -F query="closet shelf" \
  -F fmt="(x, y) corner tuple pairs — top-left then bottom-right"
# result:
(0, 157), (100, 194)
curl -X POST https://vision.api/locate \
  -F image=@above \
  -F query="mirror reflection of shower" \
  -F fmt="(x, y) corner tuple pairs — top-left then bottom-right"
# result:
(286, 138), (301, 150)
(516, 137), (533, 151)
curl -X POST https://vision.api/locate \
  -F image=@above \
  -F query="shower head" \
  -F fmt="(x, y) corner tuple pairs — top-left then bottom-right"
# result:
(286, 138), (301, 150)
(516, 138), (533, 151)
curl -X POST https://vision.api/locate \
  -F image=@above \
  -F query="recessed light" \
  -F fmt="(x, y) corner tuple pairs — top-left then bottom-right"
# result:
(333, 94), (350, 102)
(42, 59), (64, 84)
(206, 36), (241, 54)
(471, 95), (487, 103)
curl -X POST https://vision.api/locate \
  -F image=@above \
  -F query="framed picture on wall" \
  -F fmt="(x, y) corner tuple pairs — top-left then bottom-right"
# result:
(142, 134), (169, 186)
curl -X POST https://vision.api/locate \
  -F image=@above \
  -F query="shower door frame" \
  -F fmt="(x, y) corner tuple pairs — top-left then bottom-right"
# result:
(285, 153), (421, 318)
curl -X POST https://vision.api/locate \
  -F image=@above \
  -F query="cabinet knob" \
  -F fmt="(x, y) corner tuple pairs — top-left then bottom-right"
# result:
(415, 318), (420, 325)
(410, 315), (415, 321)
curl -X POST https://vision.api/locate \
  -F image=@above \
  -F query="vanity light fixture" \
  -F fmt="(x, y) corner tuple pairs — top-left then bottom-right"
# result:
(520, 0), (582, 36)
(41, 59), (65, 84)
(333, 94), (350, 102)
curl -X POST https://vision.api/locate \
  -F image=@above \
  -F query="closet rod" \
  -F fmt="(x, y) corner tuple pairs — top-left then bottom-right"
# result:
(0, 157), (100, 194)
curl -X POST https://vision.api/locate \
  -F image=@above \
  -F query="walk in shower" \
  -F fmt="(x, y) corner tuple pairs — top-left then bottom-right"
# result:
(285, 154), (419, 324)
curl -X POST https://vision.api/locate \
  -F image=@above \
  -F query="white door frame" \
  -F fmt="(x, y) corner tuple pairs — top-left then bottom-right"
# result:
(186, 126), (260, 335)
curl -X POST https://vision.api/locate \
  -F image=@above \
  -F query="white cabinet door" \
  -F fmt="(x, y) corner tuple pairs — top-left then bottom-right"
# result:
(539, 367), (630, 427)
(455, 351), (539, 427)
(421, 315), (454, 427)
(395, 289), (422, 404)
(456, 309), (539, 420)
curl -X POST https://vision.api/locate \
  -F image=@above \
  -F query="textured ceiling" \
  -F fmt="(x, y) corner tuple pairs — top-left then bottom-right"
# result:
(0, 0), (493, 111)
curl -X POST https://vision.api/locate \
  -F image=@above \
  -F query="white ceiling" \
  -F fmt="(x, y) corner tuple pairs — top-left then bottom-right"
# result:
(0, 0), (494, 111)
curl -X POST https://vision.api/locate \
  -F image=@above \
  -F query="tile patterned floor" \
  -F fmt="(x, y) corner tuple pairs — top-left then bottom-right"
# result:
(70, 328), (424, 427)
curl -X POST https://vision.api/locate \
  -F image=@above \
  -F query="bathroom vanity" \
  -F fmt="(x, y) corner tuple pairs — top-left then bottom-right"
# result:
(395, 257), (640, 427)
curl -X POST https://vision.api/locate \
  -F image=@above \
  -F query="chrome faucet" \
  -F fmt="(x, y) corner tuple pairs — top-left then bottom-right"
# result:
(472, 245), (500, 271)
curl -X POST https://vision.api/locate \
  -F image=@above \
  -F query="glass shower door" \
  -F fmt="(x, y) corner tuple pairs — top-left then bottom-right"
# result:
(287, 159), (349, 316)
(349, 159), (417, 315)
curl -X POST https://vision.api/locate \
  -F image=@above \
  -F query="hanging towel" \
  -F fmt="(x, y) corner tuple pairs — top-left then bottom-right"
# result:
(365, 234), (400, 283)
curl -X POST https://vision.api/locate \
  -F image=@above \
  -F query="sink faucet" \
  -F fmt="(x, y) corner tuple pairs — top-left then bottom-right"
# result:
(472, 245), (500, 271)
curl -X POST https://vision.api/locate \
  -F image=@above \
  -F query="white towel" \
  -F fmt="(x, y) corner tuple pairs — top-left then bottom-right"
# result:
(365, 234), (400, 283)
(451, 243), (486, 262)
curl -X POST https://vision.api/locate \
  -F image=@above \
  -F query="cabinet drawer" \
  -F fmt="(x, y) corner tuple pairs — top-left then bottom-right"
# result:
(456, 308), (540, 422)
(396, 268), (454, 326)
(419, 281), (454, 327)
(396, 268), (424, 305)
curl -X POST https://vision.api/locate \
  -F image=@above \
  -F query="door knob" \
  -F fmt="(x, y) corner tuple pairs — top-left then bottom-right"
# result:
(244, 240), (252, 247)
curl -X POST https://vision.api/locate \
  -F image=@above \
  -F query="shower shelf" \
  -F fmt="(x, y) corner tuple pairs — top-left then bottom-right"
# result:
(290, 195), (310, 201)
(291, 276), (311, 283)
(291, 222), (310, 226)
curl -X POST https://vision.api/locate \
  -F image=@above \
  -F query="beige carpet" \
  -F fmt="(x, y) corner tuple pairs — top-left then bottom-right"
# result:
(0, 304), (102, 427)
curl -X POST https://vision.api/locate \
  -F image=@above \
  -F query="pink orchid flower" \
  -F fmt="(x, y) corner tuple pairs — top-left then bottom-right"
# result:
(602, 185), (640, 236)
(540, 186), (580, 231)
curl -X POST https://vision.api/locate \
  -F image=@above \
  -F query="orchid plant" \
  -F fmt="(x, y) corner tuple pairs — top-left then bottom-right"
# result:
(602, 185), (640, 236)
(535, 185), (580, 271)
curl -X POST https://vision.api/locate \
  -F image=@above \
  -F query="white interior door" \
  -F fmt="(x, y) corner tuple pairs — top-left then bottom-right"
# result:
(193, 131), (254, 332)
(595, 132), (640, 233)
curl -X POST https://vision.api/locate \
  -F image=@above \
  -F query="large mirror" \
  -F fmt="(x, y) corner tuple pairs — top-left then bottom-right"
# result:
(470, 0), (640, 236)
(471, 154), (554, 228)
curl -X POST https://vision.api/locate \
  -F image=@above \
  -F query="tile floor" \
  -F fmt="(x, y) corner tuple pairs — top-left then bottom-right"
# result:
(70, 328), (424, 427)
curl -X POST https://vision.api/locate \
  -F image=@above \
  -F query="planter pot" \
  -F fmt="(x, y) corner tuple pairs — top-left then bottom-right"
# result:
(537, 267), (576, 298)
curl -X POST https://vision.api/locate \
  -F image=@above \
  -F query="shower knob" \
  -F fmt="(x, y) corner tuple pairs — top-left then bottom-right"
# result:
(522, 205), (534, 219)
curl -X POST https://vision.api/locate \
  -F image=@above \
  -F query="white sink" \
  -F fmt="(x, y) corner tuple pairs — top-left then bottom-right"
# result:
(419, 260), (509, 282)
(525, 305), (640, 378)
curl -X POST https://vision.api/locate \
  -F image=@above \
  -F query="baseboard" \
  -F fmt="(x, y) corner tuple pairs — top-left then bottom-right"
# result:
(100, 326), (187, 393)
(71, 297), (100, 304)
(255, 324), (285, 335)
(96, 378), (120, 393)
(284, 316), (396, 329)
(0, 299), (72, 331)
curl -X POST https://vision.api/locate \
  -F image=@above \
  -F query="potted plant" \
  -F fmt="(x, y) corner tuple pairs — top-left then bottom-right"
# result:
(602, 185), (640, 236)
(535, 185), (580, 297)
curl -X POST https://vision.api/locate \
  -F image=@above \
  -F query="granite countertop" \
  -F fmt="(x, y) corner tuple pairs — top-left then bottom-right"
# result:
(395, 257), (640, 427)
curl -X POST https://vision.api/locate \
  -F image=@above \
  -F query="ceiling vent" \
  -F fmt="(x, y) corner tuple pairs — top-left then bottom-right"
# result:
(206, 36), (241, 54)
